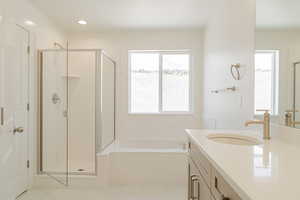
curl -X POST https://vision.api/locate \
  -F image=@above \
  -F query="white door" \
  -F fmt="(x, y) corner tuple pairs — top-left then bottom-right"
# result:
(0, 21), (29, 200)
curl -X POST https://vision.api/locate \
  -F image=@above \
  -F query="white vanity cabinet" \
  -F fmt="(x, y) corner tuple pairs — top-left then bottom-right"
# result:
(188, 141), (242, 200)
(188, 158), (211, 200)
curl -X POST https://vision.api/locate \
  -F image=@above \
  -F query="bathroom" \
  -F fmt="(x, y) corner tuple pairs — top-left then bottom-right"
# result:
(0, 0), (300, 199)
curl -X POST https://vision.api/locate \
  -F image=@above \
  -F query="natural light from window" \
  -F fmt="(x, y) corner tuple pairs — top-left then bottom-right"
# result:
(254, 50), (279, 115)
(129, 51), (191, 114)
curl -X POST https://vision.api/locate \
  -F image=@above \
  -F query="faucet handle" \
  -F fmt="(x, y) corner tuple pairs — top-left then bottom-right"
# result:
(256, 109), (270, 117)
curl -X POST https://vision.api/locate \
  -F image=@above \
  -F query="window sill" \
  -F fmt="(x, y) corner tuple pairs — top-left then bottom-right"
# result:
(254, 114), (279, 118)
(128, 112), (195, 116)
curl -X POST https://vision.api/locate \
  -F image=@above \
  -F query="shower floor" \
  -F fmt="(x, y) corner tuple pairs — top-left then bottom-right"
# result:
(43, 161), (95, 175)
(69, 160), (95, 174)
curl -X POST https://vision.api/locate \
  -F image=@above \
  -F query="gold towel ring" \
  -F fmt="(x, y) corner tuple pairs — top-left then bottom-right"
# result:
(231, 63), (241, 80)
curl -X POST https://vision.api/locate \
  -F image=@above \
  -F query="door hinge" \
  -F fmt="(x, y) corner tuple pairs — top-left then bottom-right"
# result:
(27, 46), (30, 54)
(27, 160), (30, 168)
(26, 103), (30, 111)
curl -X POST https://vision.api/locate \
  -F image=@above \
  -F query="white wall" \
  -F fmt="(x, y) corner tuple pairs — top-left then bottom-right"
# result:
(202, 0), (256, 129)
(256, 30), (300, 124)
(0, 0), (66, 48)
(0, 0), (66, 187)
(68, 30), (203, 143)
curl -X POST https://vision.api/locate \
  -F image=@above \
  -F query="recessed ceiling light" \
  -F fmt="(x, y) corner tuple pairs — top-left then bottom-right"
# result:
(77, 20), (87, 25)
(24, 20), (36, 26)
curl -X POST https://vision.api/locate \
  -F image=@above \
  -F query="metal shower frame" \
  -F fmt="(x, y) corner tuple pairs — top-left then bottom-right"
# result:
(37, 47), (116, 185)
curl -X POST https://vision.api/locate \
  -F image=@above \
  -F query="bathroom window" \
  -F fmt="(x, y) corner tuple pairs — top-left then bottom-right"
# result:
(254, 50), (279, 115)
(129, 51), (192, 114)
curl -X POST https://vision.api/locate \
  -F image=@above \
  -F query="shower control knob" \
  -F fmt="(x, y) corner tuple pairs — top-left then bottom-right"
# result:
(52, 93), (61, 104)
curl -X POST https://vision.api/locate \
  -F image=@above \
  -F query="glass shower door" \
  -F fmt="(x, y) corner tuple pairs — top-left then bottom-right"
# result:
(99, 52), (116, 150)
(40, 49), (69, 185)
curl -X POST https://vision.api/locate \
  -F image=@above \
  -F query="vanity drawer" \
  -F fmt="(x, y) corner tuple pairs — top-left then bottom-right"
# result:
(211, 166), (241, 200)
(189, 141), (211, 186)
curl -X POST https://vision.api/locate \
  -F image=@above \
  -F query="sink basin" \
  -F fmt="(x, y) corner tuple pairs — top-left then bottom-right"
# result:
(207, 134), (262, 146)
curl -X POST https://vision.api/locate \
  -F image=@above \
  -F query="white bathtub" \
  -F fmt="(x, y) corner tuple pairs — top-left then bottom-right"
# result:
(97, 139), (188, 186)
(99, 139), (188, 154)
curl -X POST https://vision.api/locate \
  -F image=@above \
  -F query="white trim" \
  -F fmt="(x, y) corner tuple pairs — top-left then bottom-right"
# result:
(158, 53), (163, 112)
(189, 53), (194, 113)
(128, 112), (195, 116)
(128, 50), (193, 114)
(128, 51), (132, 113)
(128, 49), (190, 53)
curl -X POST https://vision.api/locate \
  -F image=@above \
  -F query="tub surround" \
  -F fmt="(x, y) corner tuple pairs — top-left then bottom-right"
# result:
(186, 126), (300, 200)
(100, 140), (187, 154)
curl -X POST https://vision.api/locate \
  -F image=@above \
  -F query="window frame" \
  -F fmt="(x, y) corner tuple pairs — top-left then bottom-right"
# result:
(128, 50), (193, 115)
(254, 50), (279, 116)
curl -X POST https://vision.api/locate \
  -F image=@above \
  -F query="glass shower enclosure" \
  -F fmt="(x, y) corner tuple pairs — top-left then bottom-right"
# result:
(38, 47), (116, 185)
(293, 61), (300, 128)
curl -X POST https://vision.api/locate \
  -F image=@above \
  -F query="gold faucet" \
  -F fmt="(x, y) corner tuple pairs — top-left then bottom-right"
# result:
(285, 110), (293, 127)
(245, 109), (270, 140)
(285, 110), (300, 127)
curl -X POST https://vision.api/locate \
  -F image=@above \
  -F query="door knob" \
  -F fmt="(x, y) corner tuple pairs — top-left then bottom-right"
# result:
(52, 93), (61, 104)
(13, 127), (24, 134)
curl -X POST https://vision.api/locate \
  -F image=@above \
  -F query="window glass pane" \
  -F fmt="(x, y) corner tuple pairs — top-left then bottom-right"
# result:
(130, 53), (159, 113)
(162, 54), (190, 111)
(255, 52), (274, 114)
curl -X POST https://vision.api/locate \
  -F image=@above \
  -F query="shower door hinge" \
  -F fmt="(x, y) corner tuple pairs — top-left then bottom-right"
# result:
(63, 110), (68, 118)
(26, 103), (30, 111)
(27, 46), (30, 54)
(1, 107), (4, 126)
(27, 160), (30, 168)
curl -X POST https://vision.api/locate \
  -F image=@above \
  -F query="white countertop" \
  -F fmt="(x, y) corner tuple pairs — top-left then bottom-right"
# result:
(186, 128), (300, 200)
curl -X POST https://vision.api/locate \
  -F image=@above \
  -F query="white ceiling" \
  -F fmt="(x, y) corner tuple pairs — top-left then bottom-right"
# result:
(257, 0), (300, 29)
(31, 0), (300, 32)
(30, 0), (211, 32)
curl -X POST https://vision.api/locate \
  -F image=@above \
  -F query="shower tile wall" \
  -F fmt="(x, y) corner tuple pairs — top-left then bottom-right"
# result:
(42, 51), (68, 175)
(68, 51), (96, 174)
